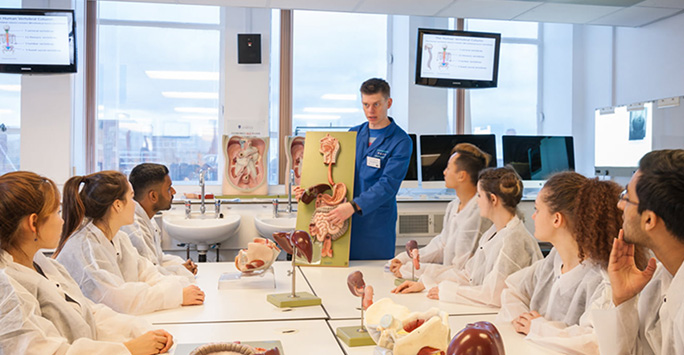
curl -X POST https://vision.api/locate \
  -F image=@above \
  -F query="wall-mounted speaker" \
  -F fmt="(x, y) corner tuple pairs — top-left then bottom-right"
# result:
(237, 33), (261, 64)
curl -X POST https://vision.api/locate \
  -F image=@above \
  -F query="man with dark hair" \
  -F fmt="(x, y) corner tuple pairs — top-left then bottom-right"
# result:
(122, 163), (197, 279)
(324, 78), (413, 260)
(594, 149), (684, 354)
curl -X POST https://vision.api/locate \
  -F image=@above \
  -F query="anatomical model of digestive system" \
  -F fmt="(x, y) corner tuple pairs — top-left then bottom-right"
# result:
(299, 134), (349, 258)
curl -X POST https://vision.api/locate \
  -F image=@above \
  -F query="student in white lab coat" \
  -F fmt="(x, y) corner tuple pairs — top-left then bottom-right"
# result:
(497, 172), (648, 354)
(121, 163), (196, 280)
(55, 171), (205, 315)
(593, 149), (684, 355)
(389, 143), (492, 279)
(0, 171), (173, 355)
(392, 167), (542, 307)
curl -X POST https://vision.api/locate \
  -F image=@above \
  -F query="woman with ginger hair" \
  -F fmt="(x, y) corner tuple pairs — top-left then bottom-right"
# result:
(496, 171), (649, 354)
(0, 171), (173, 354)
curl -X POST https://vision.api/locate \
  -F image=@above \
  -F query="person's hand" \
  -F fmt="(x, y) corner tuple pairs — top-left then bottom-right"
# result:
(608, 230), (657, 306)
(293, 186), (304, 201)
(326, 202), (355, 226)
(512, 311), (541, 335)
(124, 329), (174, 355)
(427, 286), (439, 300)
(389, 258), (403, 277)
(182, 285), (205, 306)
(391, 281), (425, 294)
(183, 259), (198, 275)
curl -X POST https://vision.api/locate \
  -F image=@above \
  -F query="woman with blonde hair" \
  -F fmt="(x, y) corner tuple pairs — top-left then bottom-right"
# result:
(393, 167), (542, 307)
(0, 171), (173, 354)
(55, 171), (204, 315)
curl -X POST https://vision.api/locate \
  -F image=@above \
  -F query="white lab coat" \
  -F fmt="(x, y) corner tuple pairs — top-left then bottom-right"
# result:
(56, 221), (191, 315)
(497, 248), (612, 355)
(425, 216), (542, 307)
(120, 201), (194, 282)
(593, 261), (684, 355)
(394, 196), (491, 279)
(0, 250), (150, 354)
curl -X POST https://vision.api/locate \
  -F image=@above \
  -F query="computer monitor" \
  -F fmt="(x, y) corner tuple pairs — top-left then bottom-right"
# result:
(502, 135), (575, 181)
(419, 134), (497, 189)
(400, 133), (419, 188)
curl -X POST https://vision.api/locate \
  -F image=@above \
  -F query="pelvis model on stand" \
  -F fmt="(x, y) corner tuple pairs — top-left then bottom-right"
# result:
(222, 135), (269, 195)
(296, 131), (356, 267)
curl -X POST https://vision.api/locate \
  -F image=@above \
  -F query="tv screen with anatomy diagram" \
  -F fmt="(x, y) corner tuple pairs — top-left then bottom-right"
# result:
(415, 28), (500, 89)
(0, 8), (76, 73)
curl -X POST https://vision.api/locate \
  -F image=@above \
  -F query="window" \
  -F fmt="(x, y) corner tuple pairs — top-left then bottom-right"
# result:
(96, 1), (221, 183)
(0, 75), (20, 174)
(291, 10), (388, 133)
(466, 19), (540, 166)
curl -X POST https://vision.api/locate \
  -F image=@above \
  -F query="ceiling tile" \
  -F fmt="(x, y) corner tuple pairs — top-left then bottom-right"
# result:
(515, 2), (622, 23)
(589, 5), (683, 26)
(269, 0), (362, 12)
(354, 0), (455, 16)
(520, 0), (641, 5)
(635, 0), (684, 8)
(439, 0), (543, 20)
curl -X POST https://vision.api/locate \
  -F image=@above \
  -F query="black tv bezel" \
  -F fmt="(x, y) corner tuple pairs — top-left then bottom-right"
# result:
(419, 134), (497, 183)
(415, 28), (501, 89)
(502, 135), (576, 180)
(0, 8), (77, 74)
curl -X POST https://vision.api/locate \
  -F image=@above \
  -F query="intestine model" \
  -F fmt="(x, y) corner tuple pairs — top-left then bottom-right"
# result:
(234, 237), (280, 274)
(223, 136), (268, 195)
(300, 134), (349, 258)
(406, 240), (420, 281)
(447, 321), (505, 355)
(364, 298), (451, 355)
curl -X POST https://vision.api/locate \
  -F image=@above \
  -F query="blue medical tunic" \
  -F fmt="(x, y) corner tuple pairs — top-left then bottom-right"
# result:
(349, 117), (413, 260)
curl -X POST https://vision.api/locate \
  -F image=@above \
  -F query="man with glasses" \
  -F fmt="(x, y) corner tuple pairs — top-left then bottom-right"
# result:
(594, 149), (684, 354)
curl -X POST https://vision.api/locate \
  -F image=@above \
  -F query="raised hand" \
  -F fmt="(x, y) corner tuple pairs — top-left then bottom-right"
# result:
(608, 230), (657, 306)
(391, 280), (425, 294)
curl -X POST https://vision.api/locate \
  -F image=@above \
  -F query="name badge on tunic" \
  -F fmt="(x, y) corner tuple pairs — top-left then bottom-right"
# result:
(367, 156), (381, 169)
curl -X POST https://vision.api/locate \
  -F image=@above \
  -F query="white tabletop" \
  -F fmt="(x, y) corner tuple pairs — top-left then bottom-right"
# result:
(300, 260), (498, 319)
(165, 319), (344, 355)
(328, 314), (560, 355)
(143, 261), (328, 324)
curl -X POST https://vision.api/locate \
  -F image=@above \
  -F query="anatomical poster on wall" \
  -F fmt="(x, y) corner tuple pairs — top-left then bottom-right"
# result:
(296, 131), (356, 267)
(222, 135), (269, 195)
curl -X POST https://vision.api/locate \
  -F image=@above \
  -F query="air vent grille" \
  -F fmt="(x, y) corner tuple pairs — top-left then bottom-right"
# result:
(398, 214), (430, 234)
(433, 213), (445, 233)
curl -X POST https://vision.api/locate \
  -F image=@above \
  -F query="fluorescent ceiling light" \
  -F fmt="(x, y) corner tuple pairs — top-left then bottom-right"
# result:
(98, 105), (104, 111)
(293, 114), (341, 120)
(145, 71), (219, 81)
(162, 91), (218, 99)
(0, 85), (20, 92)
(174, 107), (219, 114)
(302, 107), (359, 113)
(321, 94), (356, 101)
(181, 115), (218, 120)
(0, 109), (13, 114)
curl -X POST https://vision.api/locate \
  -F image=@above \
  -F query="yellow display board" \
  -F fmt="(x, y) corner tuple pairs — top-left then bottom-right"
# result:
(296, 131), (356, 267)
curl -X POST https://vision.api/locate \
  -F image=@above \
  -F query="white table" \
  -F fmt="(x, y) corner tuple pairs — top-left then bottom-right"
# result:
(300, 260), (498, 319)
(165, 319), (344, 355)
(143, 261), (328, 324)
(328, 314), (560, 355)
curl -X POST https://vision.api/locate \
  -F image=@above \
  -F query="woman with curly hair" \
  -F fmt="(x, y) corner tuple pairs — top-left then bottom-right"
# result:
(497, 171), (647, 354)
(392, 167), (543, 307)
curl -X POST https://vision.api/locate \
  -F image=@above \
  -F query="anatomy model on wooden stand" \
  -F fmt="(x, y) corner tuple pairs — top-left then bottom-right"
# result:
(299, 134), (349, 258)
(336, 271), (376, 347)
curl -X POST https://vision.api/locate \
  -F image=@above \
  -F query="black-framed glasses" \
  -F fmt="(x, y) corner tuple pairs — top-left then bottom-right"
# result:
(619, 189), (638, 206)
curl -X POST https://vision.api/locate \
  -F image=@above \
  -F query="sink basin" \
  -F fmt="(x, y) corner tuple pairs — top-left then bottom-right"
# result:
(254, 213), (297, 238)
(163, 213), (241, 245)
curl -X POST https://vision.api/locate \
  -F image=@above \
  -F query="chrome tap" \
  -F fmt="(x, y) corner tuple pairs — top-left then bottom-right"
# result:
(199, 169), (206, 215)
(287, 169), (295, 213)
(272, 198), (279, 218)
(215, 199), (221, 218)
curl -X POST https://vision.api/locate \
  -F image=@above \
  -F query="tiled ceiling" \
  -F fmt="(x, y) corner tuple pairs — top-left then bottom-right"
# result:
(106, 0), (684, 27)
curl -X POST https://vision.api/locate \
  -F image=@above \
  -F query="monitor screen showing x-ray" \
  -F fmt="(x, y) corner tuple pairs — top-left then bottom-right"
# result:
(502, 135), (575, 180)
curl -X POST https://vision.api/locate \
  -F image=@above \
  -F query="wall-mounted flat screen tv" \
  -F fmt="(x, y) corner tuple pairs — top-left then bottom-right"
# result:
(0, 8), (76, 73)
(420, 134), (497, 184)
(415, 28), (500, 89)
(502, 135), (575, 180)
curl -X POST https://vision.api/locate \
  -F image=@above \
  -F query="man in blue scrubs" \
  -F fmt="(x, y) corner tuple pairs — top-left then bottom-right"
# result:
(326, 78), (413, 260)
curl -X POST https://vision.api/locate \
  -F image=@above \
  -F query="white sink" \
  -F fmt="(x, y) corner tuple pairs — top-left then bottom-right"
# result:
(163, 213), (241, 246)
(254, 213), (297, 239)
